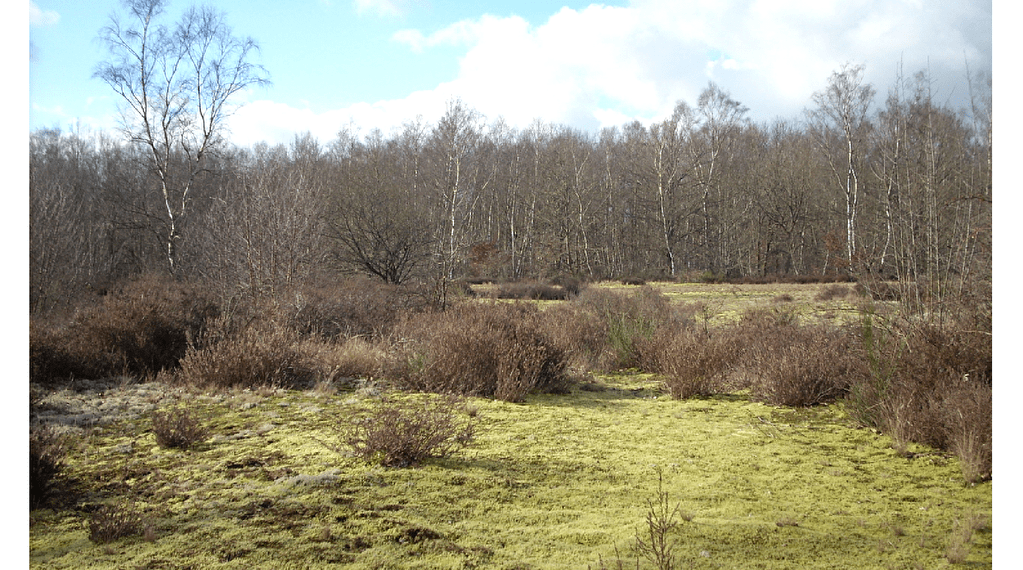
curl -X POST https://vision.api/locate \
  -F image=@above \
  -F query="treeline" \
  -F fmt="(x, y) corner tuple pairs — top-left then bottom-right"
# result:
(29, 64), (991, 312)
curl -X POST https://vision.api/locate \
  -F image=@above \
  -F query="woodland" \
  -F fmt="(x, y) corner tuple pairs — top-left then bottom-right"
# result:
(29, 54), (991, 311)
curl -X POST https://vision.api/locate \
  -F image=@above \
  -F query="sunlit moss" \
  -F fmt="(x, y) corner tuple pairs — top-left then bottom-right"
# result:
(31, 376), (990, 569)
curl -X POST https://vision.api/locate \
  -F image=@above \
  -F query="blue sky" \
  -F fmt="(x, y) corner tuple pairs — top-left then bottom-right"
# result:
(28, 0), (994, 148)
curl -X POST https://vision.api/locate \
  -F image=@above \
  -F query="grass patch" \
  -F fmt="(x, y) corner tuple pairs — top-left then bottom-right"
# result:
(30, 377), (991, 569)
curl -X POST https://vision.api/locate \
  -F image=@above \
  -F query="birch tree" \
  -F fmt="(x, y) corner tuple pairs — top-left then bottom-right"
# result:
(94, 0), (269, 275)
(807, 63), (875, 269)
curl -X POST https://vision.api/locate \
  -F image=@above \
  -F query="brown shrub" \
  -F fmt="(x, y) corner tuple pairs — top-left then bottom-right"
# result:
(175, 318), (319, 390)
(943, 382), (992, 484)
(30, 425), (72, 509)
(285, 277), (417, 340)
(151, 406), (210, 450)
(389, 302), (569, 402)
(298, 336), (387, 385)
(495, 281), (571, 301)
(30, 274), (219, 384)
(815, 284), (851, 301)
(844, 294), (991, 480)
(89, 500), (148, 544)
(342, 395), (477, 467)
(536, 303), (610, 372)
(737, 310), (861, 407)
(642, 328), (737, 399)
(572, 287), (693, 370)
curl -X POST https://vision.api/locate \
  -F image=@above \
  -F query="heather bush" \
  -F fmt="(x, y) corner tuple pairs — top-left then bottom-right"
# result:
(30, 274), (218, 383)
(285, 277), (417, 340)
(844, 292), (992, 481)
(30, 425), (72, 509)
(643, 328), (737, 399)
(298, 336), (387, 385)
(495, 280), (572, 301)
(89, 499), (148, 544)
(573, 287), (691, 370)
(175, 318), (319, 389)
(389, 302), (569, 401)
(815, 283), (852, 301)
(151, 406), (210, 450)
(943, 382), (992, 484)
(342, 395), (477, 467)
(738, 309), (861, 406)
(536, 303), (609, 372)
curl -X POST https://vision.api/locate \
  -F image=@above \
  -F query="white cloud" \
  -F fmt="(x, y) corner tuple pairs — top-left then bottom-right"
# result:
(227, 0), (991, 146)
(29, 1), (59, 26)
(353, 0), (419, 17)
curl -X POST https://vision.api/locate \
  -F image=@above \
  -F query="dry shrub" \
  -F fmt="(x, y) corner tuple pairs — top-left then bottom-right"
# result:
(815, 283), (852, 301)
(389, 302), (568, 402)
(151, 406), (210, 450)
(342, 395), (477, 467)
(89, 499), (148, 544)
(30, 425), (72, 509)
(643, 328), (737, 399)
(285, 277), (416, 340)
(537, 303), (611, 372)
(298, 336), (387, 384)
(175, 318), (318, 390)
(30, 274), (218, 384)
(943, 382), (992, 484)
(572, 287), (691, 370)
(844, 293), (991, 481)
(739, 310), (860, 407)
(495, 281), (571, 301)
(945, 510), (989, 564)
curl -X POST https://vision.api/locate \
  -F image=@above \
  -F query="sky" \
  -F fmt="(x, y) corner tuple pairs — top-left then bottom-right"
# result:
(28, 0), (994, 149)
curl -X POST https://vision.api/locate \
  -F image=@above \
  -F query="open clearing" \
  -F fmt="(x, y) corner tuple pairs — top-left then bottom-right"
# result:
(31, 377), (990, 568)
(29, 282), (991, 568)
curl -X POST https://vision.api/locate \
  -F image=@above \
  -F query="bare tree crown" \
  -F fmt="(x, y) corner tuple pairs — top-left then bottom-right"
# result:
(94, 0), (270, 274)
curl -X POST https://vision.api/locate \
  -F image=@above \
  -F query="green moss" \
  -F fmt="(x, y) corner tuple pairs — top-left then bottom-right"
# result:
(31, 378), (990, 569)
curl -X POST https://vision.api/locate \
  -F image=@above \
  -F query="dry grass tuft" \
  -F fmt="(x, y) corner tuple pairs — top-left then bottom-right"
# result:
(342, 395), (477, 468)
(151, 406), (210, 450)
(89, 499), (148, 544)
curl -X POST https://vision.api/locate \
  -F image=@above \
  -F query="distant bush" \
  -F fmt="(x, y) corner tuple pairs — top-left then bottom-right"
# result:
(549, 275), (586, 297)
(495, 281), (571, 301)
(30, 425), (71, 509)
(30, 274), (218, 384)
(573, 287), (694, 370)
(619, 277), (647, 286)
(285, 277), (421, 340)
(815, 284), (852, 301)
(151, 406), (210, 450)
(643, 328), (737, 399)
(737, 309), (860, 406)
(342, 395), (477, 467)
(390, 302), (569, 402)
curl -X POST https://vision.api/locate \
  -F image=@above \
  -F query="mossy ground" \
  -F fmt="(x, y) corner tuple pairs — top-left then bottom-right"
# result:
(30, 372), (991, 569)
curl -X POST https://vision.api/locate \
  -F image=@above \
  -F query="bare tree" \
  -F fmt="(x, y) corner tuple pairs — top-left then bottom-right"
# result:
(690, 82), (749, 274)
(807, 63), (875, 268)
(94, 0), (269, 275)
(326, 129), (433, 285)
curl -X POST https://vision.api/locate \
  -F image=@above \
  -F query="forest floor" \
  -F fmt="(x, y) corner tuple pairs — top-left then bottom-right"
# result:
(28, 282), (992, 569)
